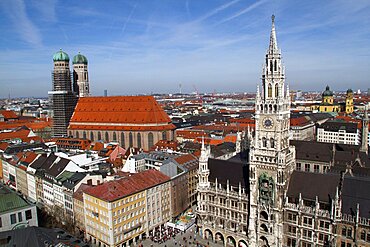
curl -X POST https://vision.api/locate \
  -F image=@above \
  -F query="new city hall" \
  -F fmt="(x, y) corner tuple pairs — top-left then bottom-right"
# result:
(196, 16), (370, 247)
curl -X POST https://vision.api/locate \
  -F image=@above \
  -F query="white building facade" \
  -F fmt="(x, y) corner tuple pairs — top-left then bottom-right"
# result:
(317, 121), (360, 145)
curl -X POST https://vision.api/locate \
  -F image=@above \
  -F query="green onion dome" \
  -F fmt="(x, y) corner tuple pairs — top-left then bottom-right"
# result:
(346, 88), (353, 94)
(53, 49), (70, 62)
(322, 85), (333, 97)
(73, 52), (88, 65)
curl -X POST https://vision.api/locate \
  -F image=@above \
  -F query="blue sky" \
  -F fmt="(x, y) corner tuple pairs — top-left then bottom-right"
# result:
(0, 0), (369, 98)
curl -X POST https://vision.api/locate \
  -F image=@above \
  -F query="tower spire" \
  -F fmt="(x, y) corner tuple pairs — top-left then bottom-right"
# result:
(269, 15), (278, 54)
(360, 105), (369, 154)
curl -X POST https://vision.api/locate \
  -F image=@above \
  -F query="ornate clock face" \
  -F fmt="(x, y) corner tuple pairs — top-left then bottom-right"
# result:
(263, 118), (273, 128)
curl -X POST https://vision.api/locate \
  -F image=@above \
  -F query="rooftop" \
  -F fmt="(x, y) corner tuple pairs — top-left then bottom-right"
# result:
(84, 169), (170, 202)
(0, 184), (33, 214)
(287, 171), (340, 203)
(69, 96), (175, 131)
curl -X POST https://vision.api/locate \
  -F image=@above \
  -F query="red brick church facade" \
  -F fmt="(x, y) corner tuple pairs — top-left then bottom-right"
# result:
(68, 96), (175, 150)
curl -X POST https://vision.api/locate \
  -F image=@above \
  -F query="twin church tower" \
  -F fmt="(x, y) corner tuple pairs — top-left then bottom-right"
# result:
(48, 50), (90, 137)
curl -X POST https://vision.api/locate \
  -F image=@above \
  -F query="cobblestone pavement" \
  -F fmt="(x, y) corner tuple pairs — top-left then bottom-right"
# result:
(139, 225), (224, 247)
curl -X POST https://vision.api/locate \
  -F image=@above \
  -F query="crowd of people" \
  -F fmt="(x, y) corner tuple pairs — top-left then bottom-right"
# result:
(148, 225), (181, 244)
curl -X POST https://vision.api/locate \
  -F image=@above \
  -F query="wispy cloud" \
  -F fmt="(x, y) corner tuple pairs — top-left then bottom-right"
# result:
(185, 0), (191, 18)
(195, 0), (240, 23)
(218, 0), (268, 24)
(30, 0), (57, 22)
(0, 0), (42, 47)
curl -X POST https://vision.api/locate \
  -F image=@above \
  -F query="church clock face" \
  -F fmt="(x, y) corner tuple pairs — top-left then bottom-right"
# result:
(263, 117), (274, 128)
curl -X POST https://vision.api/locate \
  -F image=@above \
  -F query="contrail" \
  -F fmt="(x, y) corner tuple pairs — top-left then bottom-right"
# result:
(120, 4), (138, 37)
(219, 0), (268, 24)
(196, 0), (240, 22)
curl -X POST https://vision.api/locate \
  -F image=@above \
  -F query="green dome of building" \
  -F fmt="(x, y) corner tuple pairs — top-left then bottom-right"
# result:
(347, 88), (353, 94)
(53, 49), (70, 62)
(73, 52), (88, 65)
(322, 85), (333, 97)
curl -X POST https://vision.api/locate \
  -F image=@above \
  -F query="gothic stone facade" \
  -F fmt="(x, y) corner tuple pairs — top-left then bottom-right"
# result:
(196, 16), (370, 247)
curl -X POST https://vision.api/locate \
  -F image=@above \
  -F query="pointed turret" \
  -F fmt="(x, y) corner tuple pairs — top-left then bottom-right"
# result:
(236, 131), (242, 154)
(268, 15), (279, 54)
(360, 105), (369, 154)
(198, 135), (210, 188)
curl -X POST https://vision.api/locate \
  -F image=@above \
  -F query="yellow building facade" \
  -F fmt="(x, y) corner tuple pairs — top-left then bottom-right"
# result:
(318, 85), (341, 113)
(345, 89), (354, 114)
(317, 85), (354, 114)
(83, 170), (170, 247)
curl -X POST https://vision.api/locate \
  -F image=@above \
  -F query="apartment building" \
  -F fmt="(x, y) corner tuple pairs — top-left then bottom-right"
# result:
(83, 169), (170, 247)
(0, 184), (38, 232)
(317, 121), (360, 145)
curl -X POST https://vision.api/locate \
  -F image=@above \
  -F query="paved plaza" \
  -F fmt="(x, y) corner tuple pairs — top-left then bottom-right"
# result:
(139, 225), (224, 247)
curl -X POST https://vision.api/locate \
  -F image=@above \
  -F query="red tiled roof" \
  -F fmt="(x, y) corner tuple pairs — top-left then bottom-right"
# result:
(0, 119), (50, 131)
(152, 140), (179, 151)
(229, 118), (254, 124)
(193, 150), (201, 157)
(224, 134), (237, 143)
(194, 137), (224, 145)
(73, 183), (93, 201)
(69, 96), (175, 131)
(0, 142), (9, 151)
(92, 142), (104, 151)
(19, 151), (38, 165)
(0, 129), (31, 141)
(56, 138), (92, 150)
(84, 169), (170, 202)
(176, 130), (208, 140)
(290, 116), (311, 126)
(110, 145), (126, 161)
(174, 153), (197, 165)
(68, 124), (175, 131)
(0, 110), (18, 119)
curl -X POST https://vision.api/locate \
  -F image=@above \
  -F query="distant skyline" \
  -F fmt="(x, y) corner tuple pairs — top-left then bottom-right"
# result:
(0, 0), (369, 98)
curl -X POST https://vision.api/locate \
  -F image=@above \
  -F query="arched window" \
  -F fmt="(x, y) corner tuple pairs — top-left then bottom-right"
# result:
(360, 230), (366, 240)
(90, 132), (94, 141)
(129, 132), (133, 147)
(137, 133), (142, 149)
(162, 131), (167, 141)
(270, 138), (275, 148)
(97, 132), (102, 141)
(113, 132), (117, 141)
(260, 211), (268, 220)
(262, 137), (267, 148)
(121, 132), (125, 147)
(105, 132), (109, 142)
(260, 224), (269, 233)
(76, 131), (79, 138)
(260, 104), (264, 111)
(268, 84), (272, 98)
(347, 227), (352, 238)
(148, 132), (154, 149)
(274, 60), (277, 71)
(83, 131), (86, 139)
(275, 83), (279, 97)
